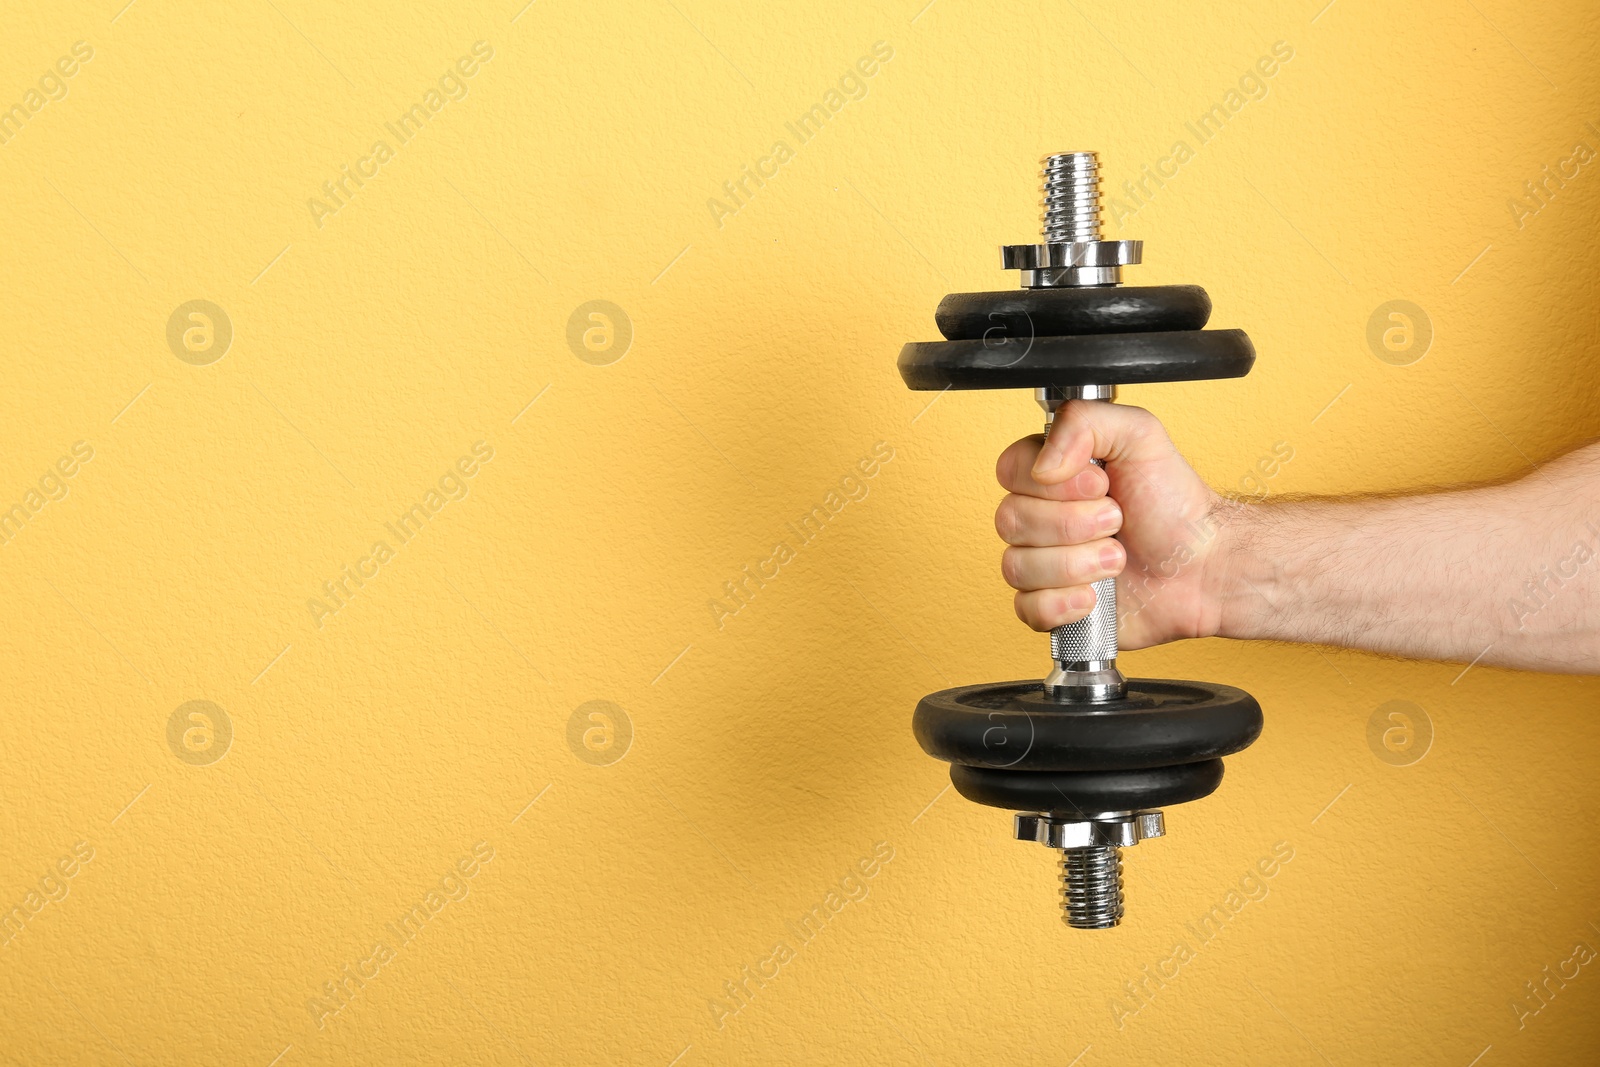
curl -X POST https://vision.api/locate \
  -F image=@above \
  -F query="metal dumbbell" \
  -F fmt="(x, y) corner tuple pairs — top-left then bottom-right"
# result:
(898, 152), (1263, 929)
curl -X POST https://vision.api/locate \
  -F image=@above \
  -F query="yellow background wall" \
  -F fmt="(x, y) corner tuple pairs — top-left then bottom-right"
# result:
(2, 1), (1598, 1064)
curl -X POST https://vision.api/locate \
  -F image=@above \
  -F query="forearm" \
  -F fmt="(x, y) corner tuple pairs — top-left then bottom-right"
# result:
(1206, 446), (1600, 672)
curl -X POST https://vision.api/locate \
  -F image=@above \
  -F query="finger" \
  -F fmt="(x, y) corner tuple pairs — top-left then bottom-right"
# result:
(1014, 586), (1099, 631)
(1032, 400), (1172, 485)
(1000, 540), (1126, 592)
(997, 435), (1110, 500)
(995, 494), (1122, 547)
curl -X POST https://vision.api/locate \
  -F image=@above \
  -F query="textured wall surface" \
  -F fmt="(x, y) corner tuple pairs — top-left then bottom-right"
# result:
(2, 2), (1598, 1065)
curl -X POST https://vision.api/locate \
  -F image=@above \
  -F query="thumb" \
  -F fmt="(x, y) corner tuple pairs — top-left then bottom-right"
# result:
(1031, 399), (1164, 484)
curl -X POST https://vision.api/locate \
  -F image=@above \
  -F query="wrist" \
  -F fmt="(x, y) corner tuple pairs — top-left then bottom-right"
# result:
(1199, 494), (1272, 641)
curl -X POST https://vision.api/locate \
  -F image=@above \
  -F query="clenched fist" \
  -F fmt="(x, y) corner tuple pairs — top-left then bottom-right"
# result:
(994, 400), (1228, 650)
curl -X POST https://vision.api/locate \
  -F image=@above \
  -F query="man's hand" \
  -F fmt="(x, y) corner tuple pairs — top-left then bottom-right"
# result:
(994, 400), (1225, 650)
(997, 400), (1600, 673)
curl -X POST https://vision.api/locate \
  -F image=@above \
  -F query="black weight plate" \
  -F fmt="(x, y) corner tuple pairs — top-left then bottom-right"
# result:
(914, 679), (1261, 772)
(898, 329), (1254, 390)
(950, 760), (1225, 814)
(935, 286), (1211, 341)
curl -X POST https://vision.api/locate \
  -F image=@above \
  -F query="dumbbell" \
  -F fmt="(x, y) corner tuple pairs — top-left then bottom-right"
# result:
(897, 152), (1263, 929)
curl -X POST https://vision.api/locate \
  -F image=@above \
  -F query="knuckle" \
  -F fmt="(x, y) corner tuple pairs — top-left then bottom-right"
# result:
(1000, 549), (1023, 588)
(995, 450), (1015, 489)
(1067, 544), (1108, 583)
(995, 445), (1020, 487)
(1124, 405), (1162, 443)
(996, 437), (1041, 489)
(1075, 559), (1099, 585)
(1059, 506), (1088, 544)
(994, 498), (1021, 542)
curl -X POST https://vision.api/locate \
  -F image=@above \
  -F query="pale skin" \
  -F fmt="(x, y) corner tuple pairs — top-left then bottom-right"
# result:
(995, 400), (1600, 673)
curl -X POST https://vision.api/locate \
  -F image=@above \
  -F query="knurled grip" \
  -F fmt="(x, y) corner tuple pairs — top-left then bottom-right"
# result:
(1052, 575), (1118, 666)
(1050, 457), (1118, 666)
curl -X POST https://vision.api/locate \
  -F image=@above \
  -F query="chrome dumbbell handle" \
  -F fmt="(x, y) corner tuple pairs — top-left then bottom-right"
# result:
(1040, 387), (1127, 702)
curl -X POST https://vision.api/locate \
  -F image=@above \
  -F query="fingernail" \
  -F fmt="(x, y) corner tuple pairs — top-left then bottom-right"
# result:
(1099, 544), (1123, 570)
(1068, 589), (1095, 611)
(1097, 503), (1122, 533)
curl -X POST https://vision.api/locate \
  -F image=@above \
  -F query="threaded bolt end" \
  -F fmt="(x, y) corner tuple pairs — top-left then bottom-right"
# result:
(1041, 152), (1102, 244)
(1060, 845), (1124, 929)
